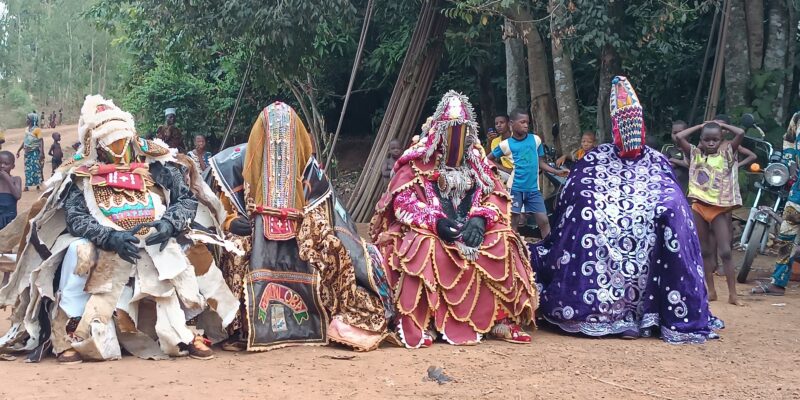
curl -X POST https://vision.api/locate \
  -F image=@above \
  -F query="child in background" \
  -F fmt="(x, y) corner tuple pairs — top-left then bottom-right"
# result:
(380, 139), (402, 189)
(489, 114), (514, 185)
(674, 120), (745, 305)
(0, 151), (22, 230)
(556, 131), (597, 167)
(488, 108), (568, 238)
(49, 132), (64, 176)
(187, 134), (212, 171)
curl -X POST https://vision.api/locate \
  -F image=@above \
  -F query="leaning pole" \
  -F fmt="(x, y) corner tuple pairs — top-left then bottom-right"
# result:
(346, 0), (448, 222)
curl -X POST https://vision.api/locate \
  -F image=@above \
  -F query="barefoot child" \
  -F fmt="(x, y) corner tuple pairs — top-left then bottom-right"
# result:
(674, 120), (744, 305)
(48, 132), (64, 176)
(556, 131), (597, 167)
(380, 139), (402, 189)
(0, 151), (22, 230)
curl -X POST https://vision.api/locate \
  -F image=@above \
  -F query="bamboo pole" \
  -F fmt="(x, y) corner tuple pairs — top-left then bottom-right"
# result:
(689, 6), (720, 125)
(346, 0), (447, 221)
(705, 0), (731, 121)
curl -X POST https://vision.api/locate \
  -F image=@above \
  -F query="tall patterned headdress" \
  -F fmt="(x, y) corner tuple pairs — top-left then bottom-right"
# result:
(610, 76), (646, 159)
(242, 101), (314, 240)
(423, 91), (480, 166)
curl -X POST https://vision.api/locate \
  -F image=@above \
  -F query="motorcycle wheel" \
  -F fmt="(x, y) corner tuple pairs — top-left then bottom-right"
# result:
(738, 222), (766, 283)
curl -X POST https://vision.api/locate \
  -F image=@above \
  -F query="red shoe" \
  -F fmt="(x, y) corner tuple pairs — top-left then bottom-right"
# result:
(421, 331), (434, 348)
(491, 321), (531, 344)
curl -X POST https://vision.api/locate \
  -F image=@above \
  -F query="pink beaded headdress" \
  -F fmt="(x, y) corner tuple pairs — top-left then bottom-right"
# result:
(610, 76), (646, 159)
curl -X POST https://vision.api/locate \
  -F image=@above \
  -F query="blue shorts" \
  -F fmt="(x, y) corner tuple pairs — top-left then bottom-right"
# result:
(510, 190), (546, 214)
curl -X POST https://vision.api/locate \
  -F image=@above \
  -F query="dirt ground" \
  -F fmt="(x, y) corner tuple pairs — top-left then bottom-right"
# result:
(1, 124), (800, 399)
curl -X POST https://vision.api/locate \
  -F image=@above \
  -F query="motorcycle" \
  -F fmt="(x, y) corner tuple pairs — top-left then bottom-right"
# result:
(737, 114), (792, 283)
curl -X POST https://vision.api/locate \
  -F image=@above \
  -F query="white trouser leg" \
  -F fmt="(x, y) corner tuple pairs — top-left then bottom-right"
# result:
(58, 239), (91, 318)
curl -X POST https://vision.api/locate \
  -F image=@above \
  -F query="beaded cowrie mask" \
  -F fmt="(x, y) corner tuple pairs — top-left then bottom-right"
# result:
(610, 76), (646, 159)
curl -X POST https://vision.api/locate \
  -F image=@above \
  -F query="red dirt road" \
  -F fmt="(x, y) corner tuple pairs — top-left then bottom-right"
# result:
(0, 124), (799, 399)
(2, 259), (798, 399)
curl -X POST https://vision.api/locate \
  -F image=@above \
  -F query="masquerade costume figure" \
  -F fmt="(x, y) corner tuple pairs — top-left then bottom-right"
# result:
(0, 95), (237, 363)
(370, 91), (537, 348)
(206, 102), (393, 351)
(528, 77), (722, 343)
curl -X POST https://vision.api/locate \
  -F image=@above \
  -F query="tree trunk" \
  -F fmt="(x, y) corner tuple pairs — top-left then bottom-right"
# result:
(504, 18), (527, 113)
(764, 0), (790, 124)
(346, 0), (447, 222)
(17, 15), (22, 66)
(744, 0), (765, 73)
(724, 0), (750, 112)
(705, 0), (732, 121)
(67, 22), (73, 104)
(596, 1), (624, 143)
(507, 6), (558, 152)
(596, 44), (621, 143)
(781, 3), (798, 124)
(476, 62), (496, 137)
(101, 47), (108, 94)
(550, 0), (581, 153)
(89, 36), (95, 94)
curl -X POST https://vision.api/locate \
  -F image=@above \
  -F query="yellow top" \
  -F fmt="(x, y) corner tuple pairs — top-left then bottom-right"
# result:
(687, 143), (742, 207)
(490, 136), (514, 169)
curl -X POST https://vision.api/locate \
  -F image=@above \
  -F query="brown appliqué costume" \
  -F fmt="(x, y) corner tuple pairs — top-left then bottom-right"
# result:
(206, 102), (393, 351)
(0, 95), (237, 361)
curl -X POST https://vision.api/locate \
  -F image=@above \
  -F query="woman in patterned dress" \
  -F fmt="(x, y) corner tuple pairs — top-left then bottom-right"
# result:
(16, 115), (44, 191)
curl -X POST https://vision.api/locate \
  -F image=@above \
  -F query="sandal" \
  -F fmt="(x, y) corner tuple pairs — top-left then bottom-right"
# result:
(751, 281), (785, 296)
(188, 336), (214, 360)
(620, 329), (640, 340)
(57, 349), (83, 365)
(221, 339), (247, 352)
(491, 320), (531, 344)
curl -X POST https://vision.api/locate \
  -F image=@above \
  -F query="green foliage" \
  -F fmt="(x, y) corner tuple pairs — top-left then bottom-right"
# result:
(124, 60), (233, 140)
(729, 69), (790, 144)
(0, 85), (35, 129)
(0, 0), (130, 127)
(5, 85), (33, 109)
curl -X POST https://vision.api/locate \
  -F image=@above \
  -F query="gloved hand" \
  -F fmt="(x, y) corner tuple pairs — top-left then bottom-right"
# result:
(461, 217), (486, 248)
(106, 231), (141, 264)
(229, 216), (252, 236)
(143, 220), (175, 251)
(435, 218), (461, 242)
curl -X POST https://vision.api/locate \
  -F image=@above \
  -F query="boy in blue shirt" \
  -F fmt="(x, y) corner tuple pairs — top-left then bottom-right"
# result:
(488, 108), (568, 238)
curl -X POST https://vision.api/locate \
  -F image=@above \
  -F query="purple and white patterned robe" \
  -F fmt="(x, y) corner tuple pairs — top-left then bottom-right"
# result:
(529, 144), (722, 343)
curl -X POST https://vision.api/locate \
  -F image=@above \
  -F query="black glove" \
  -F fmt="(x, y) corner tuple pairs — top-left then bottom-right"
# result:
(229, 216), (251, 236)
(143, 220), (175, 251)
(106, 231), (141, 264)
(461, 217), (486, 248)
(435, 218), (461, 242)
